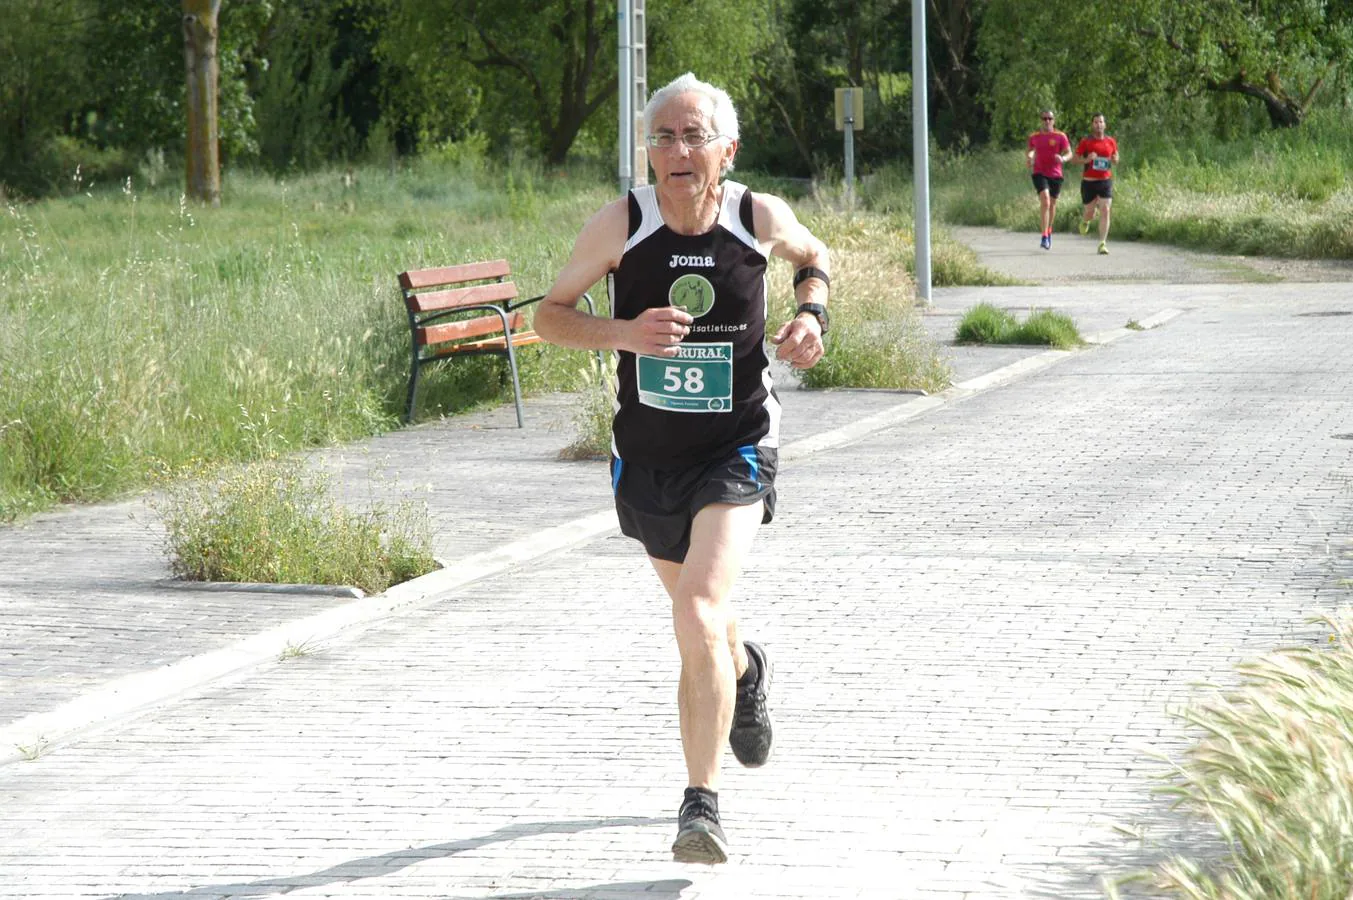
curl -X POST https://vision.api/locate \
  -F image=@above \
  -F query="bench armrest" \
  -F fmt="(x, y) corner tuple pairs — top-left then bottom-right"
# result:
(418, 302), (518, 329)
(508, 291), (596, 316)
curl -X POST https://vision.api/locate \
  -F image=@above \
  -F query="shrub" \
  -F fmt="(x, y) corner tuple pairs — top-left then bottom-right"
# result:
(955, 303), (1082, 348)
(150, 456), (438, 595)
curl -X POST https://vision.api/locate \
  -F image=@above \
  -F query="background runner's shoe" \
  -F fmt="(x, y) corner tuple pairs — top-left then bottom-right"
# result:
(1098, 241), (1109, 255)
(672, 788), (728, 864)
(1079, 219), (1091, 235)
(1039, 235), (1049, 250)
(730, 641), (773, 767)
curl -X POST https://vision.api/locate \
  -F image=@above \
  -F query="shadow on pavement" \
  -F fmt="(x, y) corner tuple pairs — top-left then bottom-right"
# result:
(473, 880), (694, 899)
(106, 816), (677, 900)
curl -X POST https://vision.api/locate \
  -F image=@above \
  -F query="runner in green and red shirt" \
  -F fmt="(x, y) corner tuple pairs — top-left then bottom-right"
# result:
(1074, 113), (1119, 254)
(1026, 109), (1072, 250)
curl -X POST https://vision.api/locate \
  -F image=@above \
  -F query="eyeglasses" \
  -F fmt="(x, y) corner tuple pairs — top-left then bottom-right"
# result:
(1041, 116), (1055, 121)
(646, 132), (725, 150)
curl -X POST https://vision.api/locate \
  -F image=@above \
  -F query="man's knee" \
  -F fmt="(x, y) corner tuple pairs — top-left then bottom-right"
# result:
(672, 593), (730, 646)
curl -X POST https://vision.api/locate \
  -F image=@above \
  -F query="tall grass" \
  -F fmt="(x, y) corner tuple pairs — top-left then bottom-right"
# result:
(1107, 610), (1353, 899)
(0, 158), (612, 520)
(929, 109), (1353, 259)
(1, 157), (970, 520)
(792, 206), (953, 392)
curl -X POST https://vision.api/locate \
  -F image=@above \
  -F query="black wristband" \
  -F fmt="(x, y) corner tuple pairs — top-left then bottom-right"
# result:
(793, 266), (830, 290)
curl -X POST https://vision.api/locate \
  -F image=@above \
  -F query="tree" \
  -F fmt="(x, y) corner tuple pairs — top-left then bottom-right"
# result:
(183, 0), (223, 204)
(734, 0), (914, 177)
(925, 0), (988, 147)
(378, 0), (614, 163)
(1128, 0), (1353, 128)
(377, 0), (773, 165)
(978, 0), (1353, 141)
(0, 0), (92, 196)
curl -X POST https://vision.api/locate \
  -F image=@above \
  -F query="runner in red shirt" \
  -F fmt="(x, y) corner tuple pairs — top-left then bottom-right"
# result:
(1074, 113), (1119, 254)
(1026, 109), (1072, 250)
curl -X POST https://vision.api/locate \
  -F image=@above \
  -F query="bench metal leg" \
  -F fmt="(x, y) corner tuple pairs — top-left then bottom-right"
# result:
(405, 357), (421, 424)
(503, 342), (525, 428)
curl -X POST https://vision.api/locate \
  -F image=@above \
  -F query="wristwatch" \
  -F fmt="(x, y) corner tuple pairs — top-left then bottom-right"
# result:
(795, 302), (830, 335)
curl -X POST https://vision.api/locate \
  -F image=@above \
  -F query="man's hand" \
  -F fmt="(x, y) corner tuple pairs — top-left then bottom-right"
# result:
(771, 314), (825, 369)
(624, 306), (694, 357)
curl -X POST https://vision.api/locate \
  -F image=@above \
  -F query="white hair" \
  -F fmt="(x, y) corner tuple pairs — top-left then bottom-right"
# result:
(643, 73), (739, 175)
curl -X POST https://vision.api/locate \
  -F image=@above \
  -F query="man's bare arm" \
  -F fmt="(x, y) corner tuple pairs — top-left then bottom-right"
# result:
(752, 191), (829, 369)
(534, 199), (693, 358)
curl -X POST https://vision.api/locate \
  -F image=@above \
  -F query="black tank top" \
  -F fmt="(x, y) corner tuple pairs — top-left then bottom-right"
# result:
(610, 181), (780, 469)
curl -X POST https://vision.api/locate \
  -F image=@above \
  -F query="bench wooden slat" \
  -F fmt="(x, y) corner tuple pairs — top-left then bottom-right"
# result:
(407, 281), (519, 313)
(399, 259), (512, 291)
(417, 311), (526, 347)
(425, 331), (544, 357)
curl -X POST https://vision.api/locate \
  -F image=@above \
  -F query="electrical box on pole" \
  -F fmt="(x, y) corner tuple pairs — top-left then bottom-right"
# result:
(835, 87), (863, 203)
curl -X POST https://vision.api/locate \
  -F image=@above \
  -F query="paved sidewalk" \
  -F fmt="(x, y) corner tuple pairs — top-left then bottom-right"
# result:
(2, 284), (1351, 899)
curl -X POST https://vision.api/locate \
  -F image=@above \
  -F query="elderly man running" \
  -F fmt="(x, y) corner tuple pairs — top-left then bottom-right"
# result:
(534, 72), (831, 864)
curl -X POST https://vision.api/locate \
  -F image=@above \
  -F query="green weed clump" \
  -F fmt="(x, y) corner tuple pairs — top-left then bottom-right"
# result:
(955, 303), (1082, 349)
(1107, 611), (1353, 900)
(558, 355), (616, 462)
(150, 456), (438, 595)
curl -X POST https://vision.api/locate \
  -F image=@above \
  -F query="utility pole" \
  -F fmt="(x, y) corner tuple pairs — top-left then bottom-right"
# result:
(617, 0), (647, 193)
(911, 0), (932, 304)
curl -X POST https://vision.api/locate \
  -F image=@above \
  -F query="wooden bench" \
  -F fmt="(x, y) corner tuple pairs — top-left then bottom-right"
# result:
(398, 259), (592, 426)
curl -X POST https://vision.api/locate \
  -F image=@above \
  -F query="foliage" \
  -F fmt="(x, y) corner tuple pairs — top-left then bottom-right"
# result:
(955, 303), (1083, 348)
(377, 0), (618, 163)
(737, 0), (918, 177)
(0, 0), (94, 196)
(253, 1), (362, 172)
(558, 355), (616, 462)
(150, 456), (438, 594)
(85, 0), (274, 164)
(1106, 610), (1353, 900)
(978, 0), (1353, 143)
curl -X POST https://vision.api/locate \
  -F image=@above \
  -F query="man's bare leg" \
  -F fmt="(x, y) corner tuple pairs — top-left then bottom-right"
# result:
(649, 501), (763, 791)
(1038, 191), (1053, 235)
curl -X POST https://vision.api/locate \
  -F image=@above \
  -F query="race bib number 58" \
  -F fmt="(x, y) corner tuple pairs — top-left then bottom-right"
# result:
(636, 343), (733, 412)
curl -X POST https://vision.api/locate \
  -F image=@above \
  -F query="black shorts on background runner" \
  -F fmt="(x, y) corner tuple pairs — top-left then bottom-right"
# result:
(612, 446), (777, 563)
(1031, 174), (1063, 198)
(1081, 178), (1113, 204)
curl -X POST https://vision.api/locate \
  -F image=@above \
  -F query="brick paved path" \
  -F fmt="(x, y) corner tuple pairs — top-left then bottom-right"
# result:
(1, 284), (1350, 899)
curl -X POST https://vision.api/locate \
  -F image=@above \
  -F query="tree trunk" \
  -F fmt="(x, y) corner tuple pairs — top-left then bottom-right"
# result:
(1207, 73), (1304, 129)
(182, 0), (222, 206)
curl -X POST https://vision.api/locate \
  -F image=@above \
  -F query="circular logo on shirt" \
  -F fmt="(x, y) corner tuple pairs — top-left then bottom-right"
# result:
(669, 273), (715, 318)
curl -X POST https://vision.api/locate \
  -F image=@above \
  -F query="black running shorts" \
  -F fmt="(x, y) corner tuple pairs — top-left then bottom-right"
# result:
(611, 446), (777, 563)
(1031, 174), (1063, 198)
(1081, 178), (1113, 204)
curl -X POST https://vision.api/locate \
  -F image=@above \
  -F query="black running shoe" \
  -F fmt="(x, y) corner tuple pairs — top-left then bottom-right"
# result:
(729, 641), (773, 767)
(672, 788), (728, 864)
